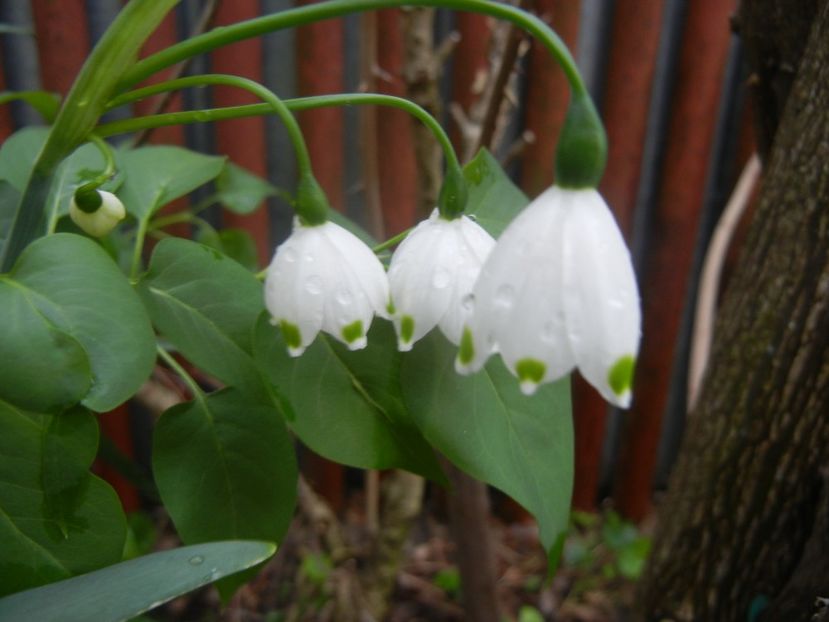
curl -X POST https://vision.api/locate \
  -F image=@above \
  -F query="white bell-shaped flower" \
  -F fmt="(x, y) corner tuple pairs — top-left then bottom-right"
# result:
(69, 190), (126, 238)
(388, 209), (495, 350)
(456, 186), (640, 407)
(265, 218), (389, 356)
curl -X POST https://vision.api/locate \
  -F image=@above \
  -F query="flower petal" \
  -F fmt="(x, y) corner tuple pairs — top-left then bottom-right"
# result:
(437, 215), (495, 345)
(388, 213), (454, 349)
(457, 188), (576, 390)
(562, 189), (640, 407)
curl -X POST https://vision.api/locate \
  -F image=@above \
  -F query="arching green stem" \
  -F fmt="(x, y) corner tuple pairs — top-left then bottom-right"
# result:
(107, 73), (327, 225)
(115, 0), (605, 188)
(118, 0), (587, 96)
(108, 74), (312, 178)
(74, 134), (117, 197)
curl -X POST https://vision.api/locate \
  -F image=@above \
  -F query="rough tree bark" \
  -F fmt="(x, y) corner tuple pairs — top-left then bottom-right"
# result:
(637, 1), (829, 620)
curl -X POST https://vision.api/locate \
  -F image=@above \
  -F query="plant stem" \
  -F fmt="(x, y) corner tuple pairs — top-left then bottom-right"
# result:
(108, 74), (313, 176)
(118, 0), (587, 98)
(98, 94), (461, 172)
(75, 134), (117, 195)
(371, 227), (411, 253)
(130, 217), (149, 282)
(156, 345), (207, 408)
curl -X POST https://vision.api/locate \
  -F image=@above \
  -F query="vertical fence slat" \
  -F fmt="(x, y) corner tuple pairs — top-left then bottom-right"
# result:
(0, 61), (13, 140)
(98, 406), (141, 512)
(376, 9), (419, 234)
(294, 0), (346, 510)
(450, 12), (491, 152)
(614, 0), (738, 521)
(296, 0), (345, 211)
(212, 0), (271, 265)
(519, 0), (579, 198)
(570, 0), (665, 510)
(30, 0), (90, 95)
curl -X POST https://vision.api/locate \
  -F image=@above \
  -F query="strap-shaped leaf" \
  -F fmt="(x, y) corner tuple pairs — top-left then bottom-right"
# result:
(0, 540), (276, 622)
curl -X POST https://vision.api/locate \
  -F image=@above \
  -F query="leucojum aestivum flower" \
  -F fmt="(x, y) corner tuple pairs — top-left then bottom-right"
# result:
(262, 27), (639, 408)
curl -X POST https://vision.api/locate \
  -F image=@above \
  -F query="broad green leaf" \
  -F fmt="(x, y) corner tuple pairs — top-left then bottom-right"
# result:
(0, 180), (19, 258)
(0, 90), (60, 122)
(401, 331), (573, 564)
(196, 226), (258, 271)
(153, 388), (297, 597)
(0, 273), (91, 412)
(464, 148), (528, 238)
(138, 238), (268, 400)
(4, 234), (156, 412)
(0, 401), (126, 596)
(117, 146), (225, 221)
(254, 316), (445, 481)
(0, 540), (276, 622)
(215, 162), (280, 215)
(0, 126), (49, 190)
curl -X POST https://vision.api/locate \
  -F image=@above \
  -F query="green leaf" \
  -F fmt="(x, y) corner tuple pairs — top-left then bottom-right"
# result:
(0, 126), (50, 191)
(400, 331), (573, 564)
(254, 316), (445, 481)
(0, 180), (19, 258)
(196, 227), (259, 271)
(463, 148), (529, 237)
(215, 162), (280, 215)
(153, 388), (297, 598)
(0, 540), (276, 622)
(0, 276), (91, 412)
(0, 91), (60, 122)
(3, 234), (156, 412)
(138, 238), (268, 401)
(0, 401), (126, 596)
(117, 146), (225, 221)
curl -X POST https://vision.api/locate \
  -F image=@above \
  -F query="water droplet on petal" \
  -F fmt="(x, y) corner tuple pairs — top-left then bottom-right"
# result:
(608, 298), (624, 310)
(188, 555), (204, 566)
(461, 293), (475, 312)
(432, 268), (451, 289)
(304, 275), (323, 295)
(541, 322), (559, 343)
(283, 248), (297, 263)
(303, 254), (315, 263)
(336, 289), (353, 305)
(495, 284), (515, 308)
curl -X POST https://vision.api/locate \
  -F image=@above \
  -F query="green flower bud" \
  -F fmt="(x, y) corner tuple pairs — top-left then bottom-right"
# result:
(555, 91), (607, 189)
(69, 189), (126, 237)
(437, 165), (469, 220)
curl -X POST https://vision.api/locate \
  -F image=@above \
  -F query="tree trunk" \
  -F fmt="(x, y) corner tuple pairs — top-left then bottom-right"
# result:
(637, 1), (829, 620)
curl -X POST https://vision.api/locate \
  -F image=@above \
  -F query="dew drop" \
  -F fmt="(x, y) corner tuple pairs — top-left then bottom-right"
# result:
(495, 284), (515, 308)
(608, 298), (624, 310)
(461, 293), (475, 312)
(304, 275), (323, 295)
(541, 321), (559, 343)
(282, 248), (297, 263)
(432, 268), (451, 289)
(188, 555), (204, 566)
(336, 289), (353, 305)
(303, 253), (315, 263)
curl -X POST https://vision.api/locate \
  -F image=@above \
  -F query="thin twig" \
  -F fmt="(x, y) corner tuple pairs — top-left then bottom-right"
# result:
(475, 0), (530, 155)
